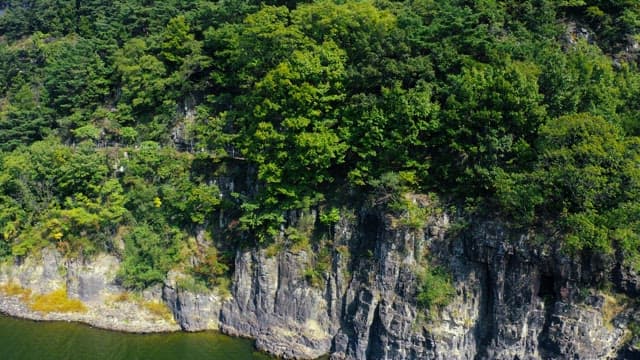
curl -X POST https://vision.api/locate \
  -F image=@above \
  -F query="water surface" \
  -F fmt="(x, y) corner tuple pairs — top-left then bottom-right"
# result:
(0, 314), (270, 360)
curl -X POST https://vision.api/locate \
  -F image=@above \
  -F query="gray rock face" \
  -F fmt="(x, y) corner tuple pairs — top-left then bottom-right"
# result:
(214, 209), (639, 360)
(66, 253), (119, 302)
(163, 271), (222, 331)
(220, 249), (337, 359)
(0, 250), (179, 332)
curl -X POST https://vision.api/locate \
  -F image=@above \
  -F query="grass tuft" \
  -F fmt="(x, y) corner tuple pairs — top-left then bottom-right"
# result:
(0, 282), (32, 301)
(29, 288), (87, 313)
(142, 301), (174, 321)
(602, 292), (626, 329)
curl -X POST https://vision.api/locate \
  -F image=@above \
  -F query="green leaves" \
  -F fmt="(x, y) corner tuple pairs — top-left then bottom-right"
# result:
(4, 0), (640, 280)
(537, 114), (627, 212)
(119, 224), (182, 289)
(42, 36), (110, 117)
(416, 266), (456, 312)
(160, 16), (195, 65)
(214, 7), (354, 234)
(539, 41), (620, 119)
(0, 80), (53, 151)
(0, 137), (221, 267)
(187, 183), (221, 225)
(495, 113), (640, 259)
(115, 39), (167, 111)
(434, 60), (546, 193)
(342, 81), (439, 185)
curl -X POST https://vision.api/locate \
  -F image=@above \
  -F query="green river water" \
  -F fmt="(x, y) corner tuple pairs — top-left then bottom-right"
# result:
(0, 314), (271, 360)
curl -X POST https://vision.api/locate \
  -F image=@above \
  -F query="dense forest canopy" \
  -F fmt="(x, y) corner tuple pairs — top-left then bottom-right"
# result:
(1, 0), (640, 289)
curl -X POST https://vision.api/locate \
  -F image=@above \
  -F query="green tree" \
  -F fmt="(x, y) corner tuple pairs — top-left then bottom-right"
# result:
(538, 41), (620, 120)
(498, 113), (640, 256)
(115, 38), (167, 112)
(42, 36), (110, 119)
(342, 81), (439, 186)
(434, 60), (546, 193)
(119, 224), (182, 289)
(0, 81), (53, 151)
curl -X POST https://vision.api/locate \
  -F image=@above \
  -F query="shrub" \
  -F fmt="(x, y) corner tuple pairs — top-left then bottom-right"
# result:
(118, 224), (181, 289)
(142, 300), (174, 321)
(390, 194), (430, 230)
(176, 276), (209, 294)
(319, 207), (340, 225)
(303, 267), (323, 288)
(416, 266), (456, 312)
(304, 247), (331, 288)
(110, 292), (131, 303)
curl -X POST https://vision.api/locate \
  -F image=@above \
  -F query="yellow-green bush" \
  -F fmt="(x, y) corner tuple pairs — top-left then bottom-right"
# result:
(29, 288), (87, 313)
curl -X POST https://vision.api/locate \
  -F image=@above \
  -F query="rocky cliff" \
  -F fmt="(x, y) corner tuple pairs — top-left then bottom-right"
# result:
(214, 206), (640, 360)
(2, 202), (640, 359)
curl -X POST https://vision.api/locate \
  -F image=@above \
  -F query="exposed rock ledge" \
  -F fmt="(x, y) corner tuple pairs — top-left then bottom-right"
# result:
(0, 248), (180, 333)
(0, 293), (178, 333)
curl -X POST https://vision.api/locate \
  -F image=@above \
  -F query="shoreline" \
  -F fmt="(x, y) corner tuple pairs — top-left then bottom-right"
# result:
(0, 249), (186, 334)
(0, 294), (288, 360)
(0, 304), (270, 360)
(0, 293), (181, 334)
